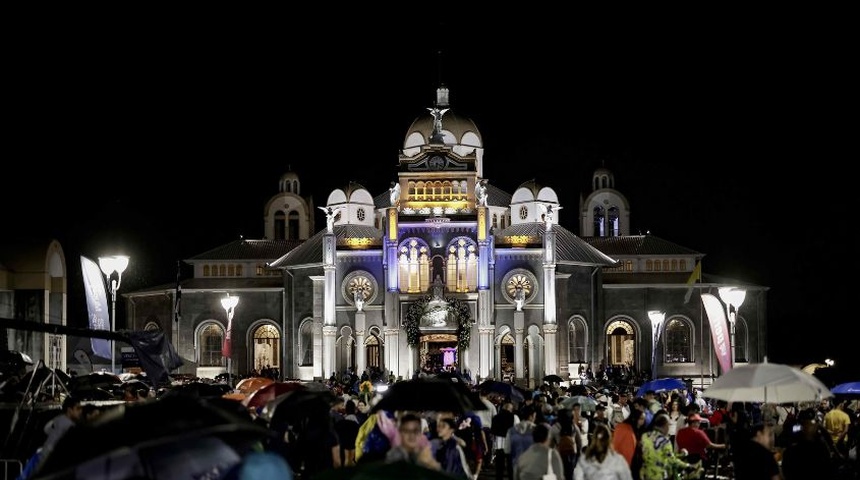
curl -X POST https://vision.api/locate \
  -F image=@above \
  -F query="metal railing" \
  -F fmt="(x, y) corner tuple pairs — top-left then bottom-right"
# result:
(0, 459), (22, 480)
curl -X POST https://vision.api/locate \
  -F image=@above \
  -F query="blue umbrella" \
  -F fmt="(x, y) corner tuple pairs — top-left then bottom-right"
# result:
(636, 377), (687, 397)
(831, 381), (860, 396)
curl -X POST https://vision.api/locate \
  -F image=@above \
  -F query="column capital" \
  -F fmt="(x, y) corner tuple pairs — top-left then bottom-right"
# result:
(542, 324), (558, 334)
(322, 326), (337, 336)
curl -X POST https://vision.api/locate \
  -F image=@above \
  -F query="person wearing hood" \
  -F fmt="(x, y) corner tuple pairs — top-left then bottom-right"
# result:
(505, 405), (538, 479)
(574, 423), (633, 480)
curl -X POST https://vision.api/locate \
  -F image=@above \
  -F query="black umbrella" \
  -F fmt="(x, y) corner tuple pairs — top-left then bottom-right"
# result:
(543, 374), (564, 384)
(478, 379), (525, 403)
(31, 394), (273, 479)
(370, 378), (485, 414)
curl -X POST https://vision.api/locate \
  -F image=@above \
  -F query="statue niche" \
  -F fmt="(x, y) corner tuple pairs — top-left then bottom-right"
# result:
(421, 276), (452, 329)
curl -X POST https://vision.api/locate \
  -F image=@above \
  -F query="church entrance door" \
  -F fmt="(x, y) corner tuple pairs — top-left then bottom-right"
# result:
(419, 333), (458, 374)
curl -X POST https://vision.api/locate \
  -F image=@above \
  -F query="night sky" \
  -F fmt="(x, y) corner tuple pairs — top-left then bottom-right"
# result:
(4, 16), (854, 380)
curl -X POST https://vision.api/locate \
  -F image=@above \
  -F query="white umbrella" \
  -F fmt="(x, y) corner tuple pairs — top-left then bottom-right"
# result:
(703, 361), (833, 404)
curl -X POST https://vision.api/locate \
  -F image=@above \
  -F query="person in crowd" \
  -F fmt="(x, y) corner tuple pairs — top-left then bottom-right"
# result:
(18, 395), (83, 480)
(610, 392), (631, 429)
(572, 402), (590, 450)
(514, 422), (564, 480)
(476, 387), (498, 462)
(639, 413), (700, 480)
(573, 423), (633, 480)
(781, 408), (837, 480)
(730, 422), (781, 480)
(823, 398), (852, 457)
(493, 400), (520, 480)
(642, 391), (661, 415)
(593, 404), (611, 432)
(666, 401), (683, 444)
(632, 398), (653, 428)
(385, 412), (441, 470)
(675, 413), (726, 467)
(333, 399), (361, 467)
(555, 408), (583, 480)
(612, 407), (646, 468)
(506, 405), (538, 479)
(431, 417), (474, 479)
(709, 400), (729, 427)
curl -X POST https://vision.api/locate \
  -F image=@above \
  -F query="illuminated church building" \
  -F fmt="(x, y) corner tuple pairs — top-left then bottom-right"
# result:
(126, 86), (768, 388)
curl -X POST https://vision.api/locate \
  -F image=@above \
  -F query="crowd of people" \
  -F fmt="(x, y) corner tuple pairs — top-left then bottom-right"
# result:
(9, 368), (859, 480)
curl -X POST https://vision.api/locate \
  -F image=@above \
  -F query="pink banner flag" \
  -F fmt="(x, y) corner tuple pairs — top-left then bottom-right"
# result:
(701, 293), (732, 373)
(222, 317), (232, 358)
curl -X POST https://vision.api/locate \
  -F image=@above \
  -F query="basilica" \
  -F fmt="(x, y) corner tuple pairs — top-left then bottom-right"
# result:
(122, 86), (768, 389)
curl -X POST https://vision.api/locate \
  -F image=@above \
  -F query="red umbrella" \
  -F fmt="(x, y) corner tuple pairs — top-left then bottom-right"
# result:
(242, 382), (306, 410)
(234, 376), (274, 395)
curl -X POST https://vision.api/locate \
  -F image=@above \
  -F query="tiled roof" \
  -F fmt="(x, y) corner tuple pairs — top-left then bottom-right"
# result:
(187, 239), (303, 261)
(123, 277), (284, 295)
(268, 225), (384, 268)
(494, 223), (620, 267)
(582, 235), (701, 256)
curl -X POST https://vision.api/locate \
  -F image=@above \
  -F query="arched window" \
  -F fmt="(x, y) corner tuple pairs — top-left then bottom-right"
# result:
(274, 211), (286, 240)
(593, 205), (605, 237)
(252, 323), (280, 371)
(299, 319), (314, 366)
(198, 322), (225, 367)
(608, 206), (620, 236)
(664, 317), (693, 363)
(568, 317), (587, 363)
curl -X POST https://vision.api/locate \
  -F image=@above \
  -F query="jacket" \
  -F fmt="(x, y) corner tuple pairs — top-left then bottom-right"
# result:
(573, 450), (633, 480)
(513, 443), (564, 480)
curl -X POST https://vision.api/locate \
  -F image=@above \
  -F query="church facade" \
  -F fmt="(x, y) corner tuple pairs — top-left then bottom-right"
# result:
(125, 86), (768, 388)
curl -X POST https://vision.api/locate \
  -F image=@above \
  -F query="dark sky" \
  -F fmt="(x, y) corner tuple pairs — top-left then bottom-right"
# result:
(4, 16), (854, 379)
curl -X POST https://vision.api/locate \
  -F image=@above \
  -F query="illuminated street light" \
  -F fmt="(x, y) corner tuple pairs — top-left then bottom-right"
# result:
(98, 255), (129, 374)
(648, 310), (665, 380)
(718, 287), (746, 367)
(221, 294), (239, 386)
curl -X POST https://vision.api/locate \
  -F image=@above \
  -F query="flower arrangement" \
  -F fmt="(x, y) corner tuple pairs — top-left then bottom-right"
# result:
(359, 380), (374, 403)
(404, 294), (472, 350)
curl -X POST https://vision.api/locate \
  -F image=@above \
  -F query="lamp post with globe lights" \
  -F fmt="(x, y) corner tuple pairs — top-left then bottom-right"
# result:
(98, 255), (129, 374)
(648, 310), (665, 380)
(718, 287), (746, 367)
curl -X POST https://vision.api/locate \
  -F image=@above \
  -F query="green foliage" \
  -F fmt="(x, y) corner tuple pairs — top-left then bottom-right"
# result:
(403, 295), (472, 350)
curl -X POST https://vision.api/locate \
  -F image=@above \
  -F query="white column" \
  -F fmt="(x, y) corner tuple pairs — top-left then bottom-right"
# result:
(322, 326), (337, 379)
(384, 327), (400, 379)
(514, 309), (525, 381)
(543, 323), (558, 375)
(479, 325), (494, 381)
(355, 311), (366, 377)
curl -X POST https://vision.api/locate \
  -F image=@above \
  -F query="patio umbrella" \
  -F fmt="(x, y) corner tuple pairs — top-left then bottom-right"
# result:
(560, 395), (598, 411)
(370, 378), (485, 414)
(703, 361), (833, 404)
(242, 381), (306, 410)
(831, 381), (860, 398)
(635, 377), (687, 397)
(478, 379), (525, 403)
(235, 376), (274, 395)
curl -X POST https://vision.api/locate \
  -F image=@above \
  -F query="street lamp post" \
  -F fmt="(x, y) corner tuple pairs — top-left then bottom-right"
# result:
(221, 294), (239, 387)
(98, 255), (129, 374)
(718, 287), (746, 367)
(648, 310), (665, 380)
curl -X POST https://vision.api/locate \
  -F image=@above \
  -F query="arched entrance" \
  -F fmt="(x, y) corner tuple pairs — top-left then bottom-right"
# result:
(420, 333), (458, 373)
(251, 323), (281, 373)
(606, 320), (636, 367)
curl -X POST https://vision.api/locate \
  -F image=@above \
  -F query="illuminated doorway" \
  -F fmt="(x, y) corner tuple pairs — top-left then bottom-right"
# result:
(420, 333), (458, 372)
(606, 320), (635, 367)
(252, 323), (281, 372)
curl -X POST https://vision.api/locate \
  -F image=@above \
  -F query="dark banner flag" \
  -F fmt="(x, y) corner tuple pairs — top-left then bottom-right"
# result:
(127, 330), (183, 385)
(174, 260), (182, 323)
(81, 256), (111, 359)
